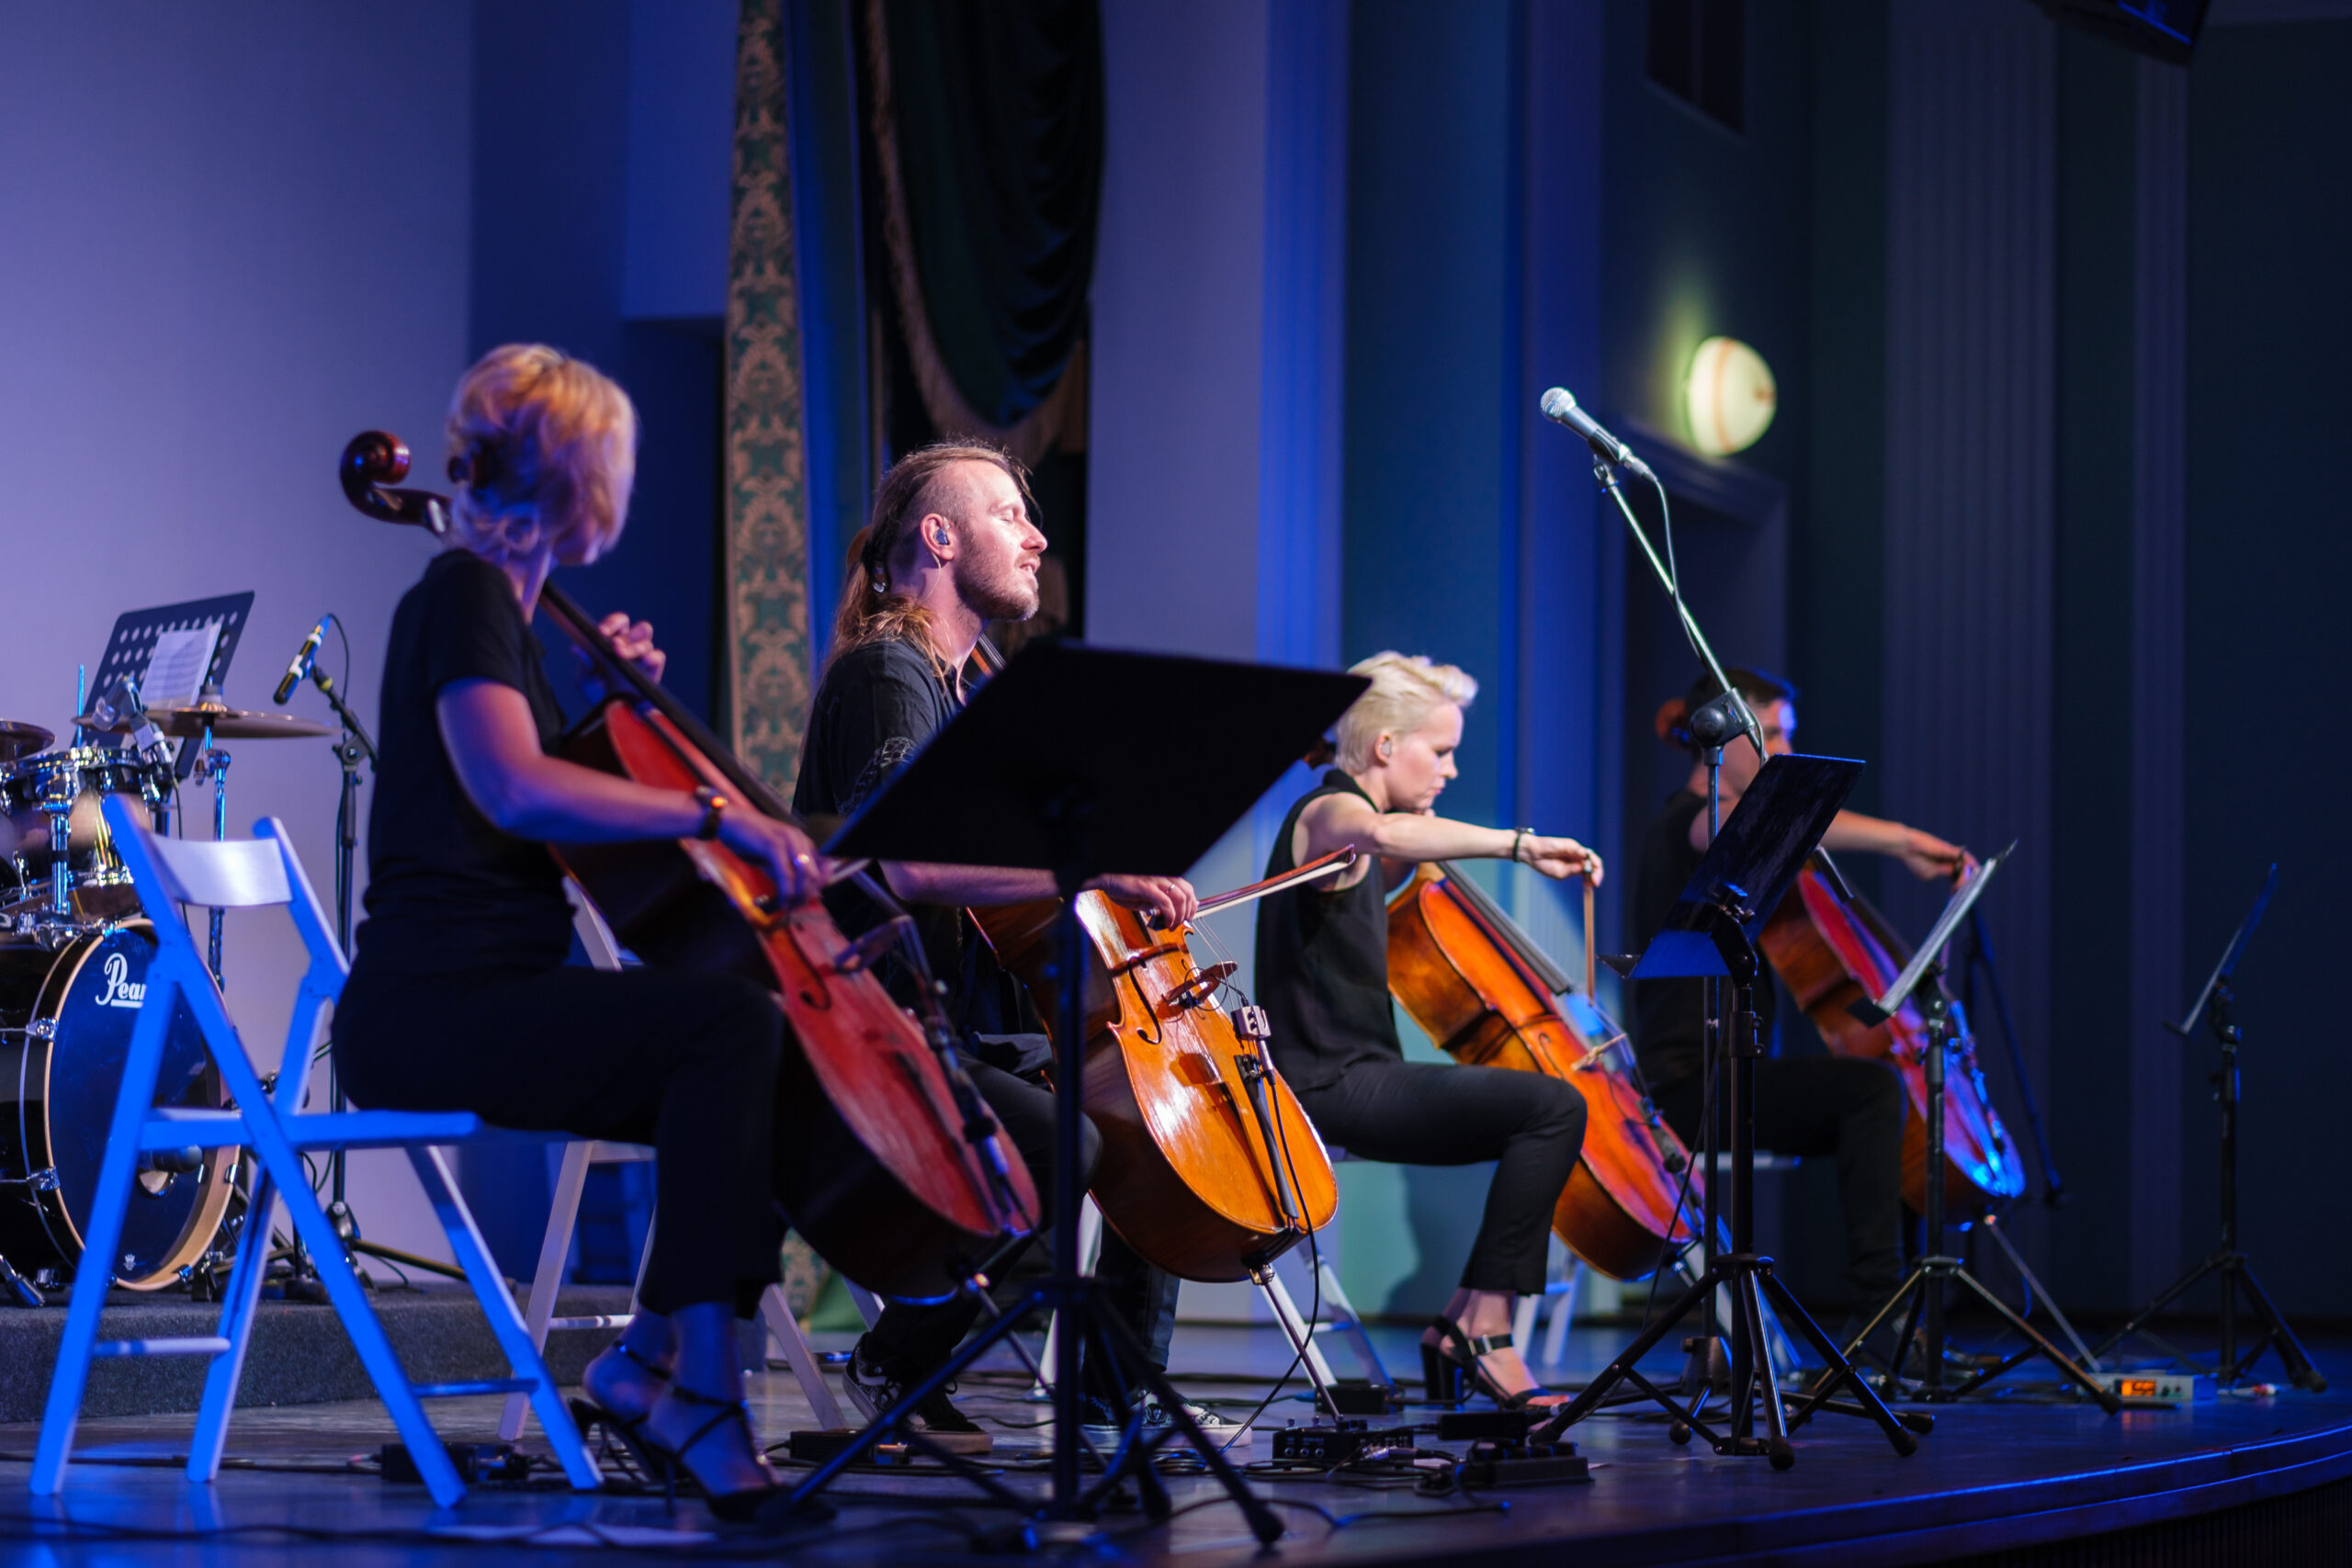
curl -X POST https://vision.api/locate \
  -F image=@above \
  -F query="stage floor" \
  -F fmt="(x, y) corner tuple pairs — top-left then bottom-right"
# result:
(0, 1319), (2345, 1565)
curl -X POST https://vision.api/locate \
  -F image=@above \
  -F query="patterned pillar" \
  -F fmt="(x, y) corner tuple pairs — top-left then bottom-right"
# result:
(1882, 1), (2060, 1266)
(725, 0), (815, 788)
(2128, 57), (2188, 1304)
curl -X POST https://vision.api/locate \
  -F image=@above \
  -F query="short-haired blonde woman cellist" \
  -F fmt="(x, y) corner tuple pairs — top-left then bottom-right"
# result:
(1253, 652), (1600, 1410)
(330, 344), (815, 1517)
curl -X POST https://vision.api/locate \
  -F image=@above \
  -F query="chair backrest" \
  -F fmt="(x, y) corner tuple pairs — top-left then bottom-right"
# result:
(134, 830), (290, 910)
(100, 795), (348, 1118)
(101, 795), (346, 977)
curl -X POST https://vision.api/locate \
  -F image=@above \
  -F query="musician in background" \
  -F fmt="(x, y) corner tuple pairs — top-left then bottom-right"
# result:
(793, 442), (1242, 1450)
(332, 344), (819, 1515)
(1255, 653), (1597, 1411)
(1629, 665), (1967, 1348)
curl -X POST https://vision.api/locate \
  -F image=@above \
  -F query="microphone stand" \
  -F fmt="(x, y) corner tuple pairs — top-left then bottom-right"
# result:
(277, 657), (469, 1294)
(309, 660), (376, 1244)
(1590, 450), (1758, 1384)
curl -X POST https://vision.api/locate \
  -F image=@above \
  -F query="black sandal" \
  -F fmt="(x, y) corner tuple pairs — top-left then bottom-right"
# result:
(571, 1341), (683, 1488)
(1430, 1317), (1561, 1413)
(640, 1383), (800, 1525)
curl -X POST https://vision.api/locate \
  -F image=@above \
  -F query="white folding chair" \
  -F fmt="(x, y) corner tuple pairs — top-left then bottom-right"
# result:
(32, 801), (600, 1506)
(499, 886), (845, 1441)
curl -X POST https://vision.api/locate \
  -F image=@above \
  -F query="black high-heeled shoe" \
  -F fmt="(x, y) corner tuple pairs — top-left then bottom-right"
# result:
(1430, 1317), (1560, 1413)
(1421, 1316), (1465, 1404)
(639, 1383), (803, 1526)
(571, 1341), (684, 1489)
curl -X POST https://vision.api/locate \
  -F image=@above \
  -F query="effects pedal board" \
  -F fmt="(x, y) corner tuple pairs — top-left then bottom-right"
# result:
(2092, 1371), (2215, 1406)
(1272, 1421), (1419, 1466)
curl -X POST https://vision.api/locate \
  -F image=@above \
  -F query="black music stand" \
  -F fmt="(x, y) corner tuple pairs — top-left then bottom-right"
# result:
(1781, 848), (2122, 1416)
(80, 593), (255, 781)
(767, 642), (1366, 1539)
(1534, 755), (1927, 1467)
(2089, 865), (2324, 1392)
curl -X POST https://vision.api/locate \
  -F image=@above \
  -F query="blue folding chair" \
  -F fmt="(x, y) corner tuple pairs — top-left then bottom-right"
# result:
(31, 798), (602, 1506)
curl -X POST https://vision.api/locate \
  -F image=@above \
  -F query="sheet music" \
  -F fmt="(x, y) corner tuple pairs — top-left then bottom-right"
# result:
(142, 623), (220, 705)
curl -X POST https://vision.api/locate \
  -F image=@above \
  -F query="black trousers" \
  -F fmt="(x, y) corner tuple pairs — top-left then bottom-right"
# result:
(1650, 1054), (1907, 1306)
(858, 1060), (1179, 1401)
(333, 962), (788, 1318)
(1295, 1058), (1586, 1296)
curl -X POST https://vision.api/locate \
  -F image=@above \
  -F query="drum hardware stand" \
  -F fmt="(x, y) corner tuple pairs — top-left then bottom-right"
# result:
(2089, 865), (2324, 1393)
(196, 697), (231, 986)
(0, 1254), (43, 1308)
(1785, 849), (2121, 1415)
(1534, 755), (1925, 1467)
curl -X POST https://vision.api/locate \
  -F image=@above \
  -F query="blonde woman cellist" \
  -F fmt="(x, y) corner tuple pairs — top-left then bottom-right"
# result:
(1253, 653), (1600, 1410)
(331, 344), (817, 1517)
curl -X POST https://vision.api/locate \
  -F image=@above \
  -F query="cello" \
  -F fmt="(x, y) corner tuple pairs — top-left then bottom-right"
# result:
(1385, 863), (1702, 1281)
(339, 432), (1036, 1301)
(969, 856), (1347, 1283)
(1758, 860), (2025, 1220)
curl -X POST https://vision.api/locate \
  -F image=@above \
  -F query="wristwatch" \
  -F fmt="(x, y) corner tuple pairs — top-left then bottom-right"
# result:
(693, 786), (729, 840)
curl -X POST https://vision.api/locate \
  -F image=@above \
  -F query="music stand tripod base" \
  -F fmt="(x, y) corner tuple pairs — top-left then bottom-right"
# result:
(1538, 756), (1922, 1466)
(786, 642), (1368, 1536)
(2088, 866), (2324, 1394)
(1796, 846), (2122, 1416)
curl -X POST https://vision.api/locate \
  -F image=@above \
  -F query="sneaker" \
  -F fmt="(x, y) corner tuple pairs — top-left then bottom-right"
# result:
(1079, 1396), (1252, 1455)
(841, 1348), (993, 1455)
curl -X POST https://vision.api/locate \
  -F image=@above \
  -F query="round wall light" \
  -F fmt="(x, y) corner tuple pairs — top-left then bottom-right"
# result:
(1684, 336), (1777, 456)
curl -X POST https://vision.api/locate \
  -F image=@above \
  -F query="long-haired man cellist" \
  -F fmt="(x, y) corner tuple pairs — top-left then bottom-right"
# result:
(792, 441), (1248, 1450)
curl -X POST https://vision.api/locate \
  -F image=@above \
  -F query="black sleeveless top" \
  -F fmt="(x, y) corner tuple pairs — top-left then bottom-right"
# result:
(1252, 771), (1402, 1090)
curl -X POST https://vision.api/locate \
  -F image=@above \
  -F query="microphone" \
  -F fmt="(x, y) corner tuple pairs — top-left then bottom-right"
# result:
(1539, 388), (1655, 480)
(274, 615), (332, 705)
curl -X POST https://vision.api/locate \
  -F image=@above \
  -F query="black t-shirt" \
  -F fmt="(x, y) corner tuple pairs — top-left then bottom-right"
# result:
(791, 637), (1038, 1064)
(351, 550), (573, 976)
(1629, 787), (1781, 1087)
(1252, 772), (1405, 1091)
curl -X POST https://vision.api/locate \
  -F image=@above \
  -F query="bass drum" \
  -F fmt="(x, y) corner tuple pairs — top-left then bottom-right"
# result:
(0, 923), (235, 1287)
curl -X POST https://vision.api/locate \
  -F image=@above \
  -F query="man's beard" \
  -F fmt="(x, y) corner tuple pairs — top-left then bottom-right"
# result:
(955, 551), (1039, 623)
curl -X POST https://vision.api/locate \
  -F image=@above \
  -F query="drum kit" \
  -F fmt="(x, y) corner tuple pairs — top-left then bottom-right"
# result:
(0, 695), (333, 1300)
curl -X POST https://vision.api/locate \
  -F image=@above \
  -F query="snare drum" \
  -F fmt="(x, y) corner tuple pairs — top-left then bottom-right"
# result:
(0, 922), (234, 1287)
(2, 748), (168, 920)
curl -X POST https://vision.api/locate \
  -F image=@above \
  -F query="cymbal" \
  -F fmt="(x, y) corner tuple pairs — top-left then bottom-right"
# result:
(0, 719), (55, 763)
(75, 703), (334, 741)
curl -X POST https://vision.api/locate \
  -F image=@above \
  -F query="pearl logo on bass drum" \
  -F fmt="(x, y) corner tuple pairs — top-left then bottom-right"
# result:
(95, 951), (146, 1010)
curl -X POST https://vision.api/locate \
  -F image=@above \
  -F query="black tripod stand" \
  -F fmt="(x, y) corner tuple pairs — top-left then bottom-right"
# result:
(1536, 755), (1925, 1467)
(768, 643), (1365, 1538)
(1784, 848), (2119, 1414)
(2089, 865), (2324, 1393)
